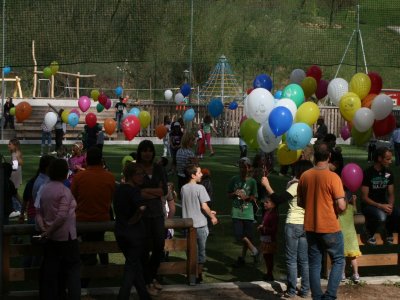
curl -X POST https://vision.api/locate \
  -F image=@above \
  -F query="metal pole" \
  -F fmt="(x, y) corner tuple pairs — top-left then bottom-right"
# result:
(1, 0), (5, 141)
(221, 58), (225, 101)
(355, 4), (360, 73)
(189, 0), (193, 85)
(0, 161), (3, 295)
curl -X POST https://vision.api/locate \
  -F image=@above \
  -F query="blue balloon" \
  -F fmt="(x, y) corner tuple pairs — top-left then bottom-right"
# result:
(115, 86), (123, 96)
(228, 101), (238, 110)
(253, 73), (273, 91)
(183, 108), (195, 122)
(3, 66), (11, 75)
(68, 112), (79, 128)
(274, 90), (283, 99)
(286, 123), (313, 150)
(208, 98), (224, 118)
(129, 107), (140, 117)
(180, 83), (191, 97)
(268, 106), (293, 137)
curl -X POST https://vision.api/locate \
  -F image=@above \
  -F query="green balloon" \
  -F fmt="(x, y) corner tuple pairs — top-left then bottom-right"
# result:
(351, 127), (372, 146)
(96, 103), (104, 113)
(43, 67), (52, 78)
(282, 84), (305, 108)
(9, 107), (16, 116)
(122, 155), (134, 168)
(240, 118), (260, 150)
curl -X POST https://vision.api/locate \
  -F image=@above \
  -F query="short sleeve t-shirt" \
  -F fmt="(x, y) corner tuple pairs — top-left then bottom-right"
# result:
(228, 175), (258, 221)
(285, 181), (305, 225)
(181, 183), (210, 228)
(115, 102), (126, 114)
(362, 166), (394, 204)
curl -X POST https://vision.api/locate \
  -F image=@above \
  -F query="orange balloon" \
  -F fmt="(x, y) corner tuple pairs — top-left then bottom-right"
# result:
(15, 101), (32, 122)
(155, 124), (168, 139)
(104, 118), (116, 135)
(362, 93), (377, 109)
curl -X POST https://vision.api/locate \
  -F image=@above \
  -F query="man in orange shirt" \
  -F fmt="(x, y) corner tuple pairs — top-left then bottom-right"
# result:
(298, 142), (346, 300)
(71, 146), (115, 286)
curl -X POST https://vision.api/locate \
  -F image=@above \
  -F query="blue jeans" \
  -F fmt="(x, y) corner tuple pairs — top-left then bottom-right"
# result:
(41, 131), (52, 145)
(196, 226), (209, 264)
(362, 204), (400, 237)
(285, 224), (309, 296)
(307, 231), (344, 300)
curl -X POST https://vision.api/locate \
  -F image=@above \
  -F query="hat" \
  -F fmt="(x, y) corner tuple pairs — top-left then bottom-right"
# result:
(239, 157), (251, 166)
(173, 122), (181, 127)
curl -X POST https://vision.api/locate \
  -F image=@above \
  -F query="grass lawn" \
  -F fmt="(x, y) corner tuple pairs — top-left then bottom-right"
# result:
(2, 143), (400, 286)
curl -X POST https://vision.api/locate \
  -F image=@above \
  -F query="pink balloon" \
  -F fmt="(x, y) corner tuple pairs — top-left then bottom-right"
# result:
(315, 79), (329, 100)
(85, 112), (97, 128)
(340, 125), (351, 141)
(78, 96), (91, 112)
(341, 163), (363, 192)
(105, 97), (112, 109)
(70, 108), (80, 118)
(122, 115), (141, 141)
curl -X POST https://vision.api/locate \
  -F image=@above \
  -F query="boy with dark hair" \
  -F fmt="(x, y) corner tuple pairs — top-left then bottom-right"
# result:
(181, 165), (218, 283)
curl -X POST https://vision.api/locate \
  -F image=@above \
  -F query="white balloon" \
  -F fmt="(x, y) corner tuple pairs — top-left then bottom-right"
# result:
(371, 94), (393, 120)
(247, 88), (275, 124)
(44, 112), (57, 129)
(328, 78), (348, 106)
(244, 95), (249, 117)
(274, 98), (297, 120)
(174, 92), (184, 104)
(289, 69), (306, 85)
(164, 89), (173, 101)
(257, 123), (282, 153)
(352, 107), (375, 132)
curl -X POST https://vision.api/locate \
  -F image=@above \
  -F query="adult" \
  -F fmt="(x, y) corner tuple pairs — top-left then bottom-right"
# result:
(228, 157), (259, 267)
(33, 155), (56, 208)
(169, 122), (183, 174)
(85, 123), (101, 150)
(71, 146), (115, 285)
(2, 162), (16, 225)
(298, 142), (346, 300)
(114, 163), (150, 300)
(176, 131), (197, 192)
(323, 133), (343, 176)
(35, 159), (80, 300)
(115, 97), (127, 132)
(314, 116), (327, 141)
(40, 118), (53, 156)
(136, 140), (168, 293)
(390, 122), (400, 166)
(3, 97), (15, 129)
(261, 160), (313, 298)
(361, 147), (400, 245)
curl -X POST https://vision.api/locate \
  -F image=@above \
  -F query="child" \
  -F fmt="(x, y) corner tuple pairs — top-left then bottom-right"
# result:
(258, 196), (279, 281)
(181, 165), (218, 283)
(339, 190), (361, 283)
(169, 122), (183, 174)
(8, 138), (23, 217)
(163, 115), (171, 157)
(196, 124), (206, 159)
(202, 115), (218, 156)
(40, 119), (53, 156)
(68, 142), (86, 184)
(163, 182), (177, 261)
(200, 168), (214, 230)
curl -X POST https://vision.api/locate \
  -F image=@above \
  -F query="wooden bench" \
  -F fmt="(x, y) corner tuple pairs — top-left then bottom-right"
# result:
(1, 219), (198, 296)
(324, 214), (400, 277)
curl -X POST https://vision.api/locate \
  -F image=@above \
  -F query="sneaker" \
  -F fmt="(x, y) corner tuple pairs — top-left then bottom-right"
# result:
(386, 236), (394, 245)
(232, 256), (245, 268)
(351, 273), (360, 284)
(146, 285), (159, 296)
(341, 273), (346, 282)
(366, 236), (377, 245)
(251, 249), (260, 264)
(9, 211), (21, 218)
(152, 279), (163, 290)
(282, 292), (296, 298)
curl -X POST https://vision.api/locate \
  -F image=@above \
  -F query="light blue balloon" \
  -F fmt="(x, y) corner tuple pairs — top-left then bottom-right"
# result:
(68, 112), (79, 128)
(268, 106), (293, 137)
(115, 86), (123, 96)
(3, 66), (11, 75)
(274, 90), (283, 99)
(183, 108), (195, 122)
(129, 107), (140, 117)
(286, 123), (312, 150)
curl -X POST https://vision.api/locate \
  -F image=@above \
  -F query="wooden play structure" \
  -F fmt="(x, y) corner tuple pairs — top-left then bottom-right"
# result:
(31, 40), (96, 98)
(0, 76), (23, 98)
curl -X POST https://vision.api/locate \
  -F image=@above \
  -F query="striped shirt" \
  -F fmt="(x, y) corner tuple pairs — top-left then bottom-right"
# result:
(176, 148), (195, 177)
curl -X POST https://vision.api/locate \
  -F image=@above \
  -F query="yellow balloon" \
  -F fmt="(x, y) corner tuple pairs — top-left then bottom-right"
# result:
(50, 61), (59, 75)
(349, 73), (371, 99)
(138, 110), (151, 129)
(277, 143), (302, 165)
(295, 101), (320, 125)
(91, 89), (100, 101)
(61, 109), (70, 123)
(301, 76), (317, 99)
(339, 92), (361, 122)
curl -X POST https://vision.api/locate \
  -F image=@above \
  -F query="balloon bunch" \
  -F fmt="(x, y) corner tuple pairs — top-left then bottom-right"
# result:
(42, 61), (59, 78)
(327, 72), (394, 144)
(289, 66), (328, 101)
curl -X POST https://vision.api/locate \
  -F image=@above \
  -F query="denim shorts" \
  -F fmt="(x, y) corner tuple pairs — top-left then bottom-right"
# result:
(232, 218), (254, 242)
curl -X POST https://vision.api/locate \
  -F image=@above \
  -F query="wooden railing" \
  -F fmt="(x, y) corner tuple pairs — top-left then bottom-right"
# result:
(1, 218), (197, 296)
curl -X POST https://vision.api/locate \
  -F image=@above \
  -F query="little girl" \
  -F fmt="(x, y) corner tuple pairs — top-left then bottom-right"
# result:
(196, 123), (206, 159)
(202, 115), (218, 156)
(68, 142), (86, 184)
(339, 190), (361, 283)
(8, 138), (23, 217)
(258, 196), (279, 281)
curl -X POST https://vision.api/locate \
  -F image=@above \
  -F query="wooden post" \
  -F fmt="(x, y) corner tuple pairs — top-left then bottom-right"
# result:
(76, 72), (80, 98)
(51, 74), (55, 98)
(32, 40), (37, 98)
(186, 227), (197, 285)
(16, 77), (23, 98)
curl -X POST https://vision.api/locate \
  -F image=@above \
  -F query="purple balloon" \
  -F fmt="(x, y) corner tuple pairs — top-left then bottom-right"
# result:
(70, 108), (81, 118)
(340, 125), (351, 141)
(315, 79), (329, 100)
(105, 97), (112, 109)
(341, 163), (363, 192)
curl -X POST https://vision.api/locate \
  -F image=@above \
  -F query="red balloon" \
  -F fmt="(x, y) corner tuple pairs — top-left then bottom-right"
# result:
(246, 88), (254, 95)
(373, 114), (396, 137)
(122, 115), (141, 141)
(368, 72), (383, 95)
(98, 93), (108, 106)
(85, 113), (97, 128)
(306, 65), (322, 82)
(315, 79), (329, 100)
